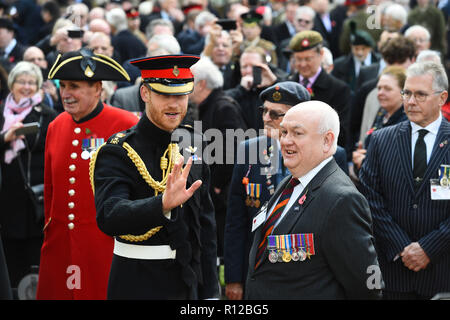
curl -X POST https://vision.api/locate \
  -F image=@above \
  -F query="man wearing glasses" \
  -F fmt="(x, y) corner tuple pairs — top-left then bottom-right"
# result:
(224, 81), (310, 300)
(359, 61), (450, 299)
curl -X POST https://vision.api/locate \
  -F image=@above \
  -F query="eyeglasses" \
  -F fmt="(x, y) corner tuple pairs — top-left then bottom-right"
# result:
(15, 80), (38, 86)
(400, 89), (443, 102)
(259, 106), (286, 120)
(297, 19), (312, 24)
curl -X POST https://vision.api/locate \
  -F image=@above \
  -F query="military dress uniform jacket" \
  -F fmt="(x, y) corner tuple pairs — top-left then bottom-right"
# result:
(224, 136), (288, 285)
(36, 103), (138, 300)
(93, 116), (219, 300)
(245, 159), (382, 299)
(359, 119), (450, 297)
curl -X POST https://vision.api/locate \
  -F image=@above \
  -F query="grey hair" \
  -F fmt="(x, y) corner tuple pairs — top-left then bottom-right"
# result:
(145, 19), (175, 39)
(8, 61), (43, 90)
(194, 11), (216, 30)
(322, 46), (333, 66)
(406, 61), (448, 92)
(416, 50), (441, 63)
(191, 57), (223, 89)
(384, 4), (408, 25)
(404, 25), (431, 41)
(147, 34), (181, 55)
(296, 6), (316, 20)
(105, 8), (128, 32)
(295, 101), (340, 152)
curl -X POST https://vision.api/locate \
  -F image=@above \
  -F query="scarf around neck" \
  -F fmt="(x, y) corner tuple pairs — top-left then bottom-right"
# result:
(2, 92), (42, 164)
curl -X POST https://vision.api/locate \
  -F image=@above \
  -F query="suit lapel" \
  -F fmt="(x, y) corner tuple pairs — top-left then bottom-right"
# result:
(419, 119), (450, 192)
(274, 160), (338, 235)
(396, 122), (415, 194)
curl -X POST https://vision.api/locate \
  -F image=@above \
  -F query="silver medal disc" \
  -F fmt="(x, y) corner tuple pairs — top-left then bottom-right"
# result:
(81, 150), (90, 160)
(299, 249), (307, 261)
(291, 250), (299, 262)
(269, 250), (278, 263)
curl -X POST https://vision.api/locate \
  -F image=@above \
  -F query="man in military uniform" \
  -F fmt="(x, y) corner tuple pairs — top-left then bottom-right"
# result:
(37, 49), (139, 300)
(224, 81), (310, 300)
(91, 54), (219, 300)
(240, 10), (278, 67)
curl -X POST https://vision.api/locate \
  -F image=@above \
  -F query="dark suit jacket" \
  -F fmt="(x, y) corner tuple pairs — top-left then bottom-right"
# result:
(225, 140), (350, 286)
(288, 70), (351, 148)
(111, 30), (146, 64)
(332, 53), (380, 92)
(359, 119), (450, 296)
(313, 13), (340, 59)
(245, 159), (382, 299)
(110, 84), (144, 113)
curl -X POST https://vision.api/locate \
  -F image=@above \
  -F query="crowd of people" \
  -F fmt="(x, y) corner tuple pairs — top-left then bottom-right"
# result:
(0, 0), (449, 300)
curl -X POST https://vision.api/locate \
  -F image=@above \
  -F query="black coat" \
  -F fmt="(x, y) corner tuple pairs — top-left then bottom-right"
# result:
(93, 116), (219, 299)
(198, 88), (247, 189)
(288, 70), (351, 148)
(0, 103), (57, 239)
(111, 30), (147, 64)
(246, 160), (382, 299)
(332, 52), (380, 93)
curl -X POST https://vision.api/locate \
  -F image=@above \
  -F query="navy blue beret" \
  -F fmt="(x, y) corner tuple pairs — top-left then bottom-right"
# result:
(259, 81), (311, 106)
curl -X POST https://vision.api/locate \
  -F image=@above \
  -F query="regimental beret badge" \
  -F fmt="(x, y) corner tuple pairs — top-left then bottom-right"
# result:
(273, 87), (282, 101)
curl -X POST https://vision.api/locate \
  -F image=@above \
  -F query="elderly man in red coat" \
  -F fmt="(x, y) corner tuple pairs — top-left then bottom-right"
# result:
(36, 49), (138, 300)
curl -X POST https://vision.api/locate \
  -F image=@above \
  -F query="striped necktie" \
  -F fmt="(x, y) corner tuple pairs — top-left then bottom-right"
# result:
(254, 177), (300, 269)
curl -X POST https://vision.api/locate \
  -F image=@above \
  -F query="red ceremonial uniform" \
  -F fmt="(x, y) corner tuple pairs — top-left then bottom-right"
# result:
(36, 103), (138, 300)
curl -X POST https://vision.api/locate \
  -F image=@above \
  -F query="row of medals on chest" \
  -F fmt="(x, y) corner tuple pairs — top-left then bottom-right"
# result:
(242, 146), (276, 208)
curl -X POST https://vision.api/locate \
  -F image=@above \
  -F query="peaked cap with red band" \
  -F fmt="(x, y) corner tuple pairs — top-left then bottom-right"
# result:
(130, 54), (200, 95)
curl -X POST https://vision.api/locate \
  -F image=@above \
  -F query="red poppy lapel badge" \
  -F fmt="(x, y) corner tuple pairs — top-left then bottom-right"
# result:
(306, 87), (314, 98)
(366, 127), (375, 136)
(298, 189), (308, 205)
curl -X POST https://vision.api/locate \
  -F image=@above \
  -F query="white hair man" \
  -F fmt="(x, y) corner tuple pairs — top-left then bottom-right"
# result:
(405, 25), (431, 56)
(245, 100), (382, 299)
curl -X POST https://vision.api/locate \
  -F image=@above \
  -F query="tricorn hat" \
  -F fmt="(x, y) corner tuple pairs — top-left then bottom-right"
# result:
(130, 54), (199, 96)
(47, 48), (130, 81)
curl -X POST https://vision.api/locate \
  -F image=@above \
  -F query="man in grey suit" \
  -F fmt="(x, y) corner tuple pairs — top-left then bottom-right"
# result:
(360, 61), (450, 299)
(245, 101), (382, 299)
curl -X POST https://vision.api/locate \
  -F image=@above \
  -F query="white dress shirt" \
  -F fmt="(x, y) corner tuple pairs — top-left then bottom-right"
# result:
(267, 156), (333, 230)
(410, 113), (442, 167)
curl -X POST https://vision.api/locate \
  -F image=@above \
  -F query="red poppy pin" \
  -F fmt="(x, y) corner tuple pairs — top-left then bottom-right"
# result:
(299, 194), (306, 205)
(298, 189), (308, 205)
(366, 127), (375, 136)
(9, 56), (14, 63)
(301, 39), (310, 47)
(306, 87), (314, 97)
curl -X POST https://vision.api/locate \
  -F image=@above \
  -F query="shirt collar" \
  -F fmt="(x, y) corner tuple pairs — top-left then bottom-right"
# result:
(300, 67), (322, 87)
(4, 38), (16, 56)
(296, 156), (333, 188)
(410, 113), (442, 136)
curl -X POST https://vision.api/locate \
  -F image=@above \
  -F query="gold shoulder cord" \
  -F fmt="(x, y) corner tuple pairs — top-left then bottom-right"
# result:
(89, 141), (181, 242)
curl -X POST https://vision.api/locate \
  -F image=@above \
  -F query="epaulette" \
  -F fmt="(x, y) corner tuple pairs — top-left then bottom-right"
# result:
(176, 123), (204, 137)
(106, 129), (135, 145)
